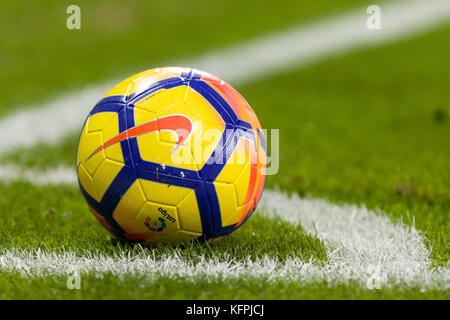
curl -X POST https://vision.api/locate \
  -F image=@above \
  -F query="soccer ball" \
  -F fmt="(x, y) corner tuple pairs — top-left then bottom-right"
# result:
(76, 67), (267, 245)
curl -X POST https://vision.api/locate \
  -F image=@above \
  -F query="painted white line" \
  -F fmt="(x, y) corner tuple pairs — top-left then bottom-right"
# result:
(259, 189), (449, 289)
(0, 188), (448, 289)
(0, 164), (77, 185)
(0, 83), (113, 156)
(1, 0), (450, 156)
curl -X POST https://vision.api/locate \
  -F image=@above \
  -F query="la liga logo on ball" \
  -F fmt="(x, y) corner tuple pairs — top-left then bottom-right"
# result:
(144, 217), (167, 232)
(76, 67), (269, 245)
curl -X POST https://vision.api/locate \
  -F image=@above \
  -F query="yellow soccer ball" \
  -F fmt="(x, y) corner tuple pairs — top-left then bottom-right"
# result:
(76, 67), (267, 245)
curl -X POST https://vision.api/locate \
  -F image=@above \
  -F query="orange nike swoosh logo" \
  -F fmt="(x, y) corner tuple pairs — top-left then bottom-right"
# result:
(89, 114), (193, 159)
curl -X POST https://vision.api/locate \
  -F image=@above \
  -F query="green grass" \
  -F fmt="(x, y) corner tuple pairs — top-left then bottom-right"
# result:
(242, 26), (450, 265)
(0, 0), (368, 115)
(0, 182), (327, 263)
(0, 273), (448, 300)
(0, 0), (449, 300)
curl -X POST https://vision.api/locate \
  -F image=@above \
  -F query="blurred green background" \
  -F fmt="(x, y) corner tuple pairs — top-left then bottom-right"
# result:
(0, 0), (367, 113)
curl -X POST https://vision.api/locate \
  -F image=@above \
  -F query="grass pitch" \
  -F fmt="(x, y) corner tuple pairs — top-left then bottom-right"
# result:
(3, 22), (448, 265)
(0, 0), (448, 299)
(0, 0), (366, 115)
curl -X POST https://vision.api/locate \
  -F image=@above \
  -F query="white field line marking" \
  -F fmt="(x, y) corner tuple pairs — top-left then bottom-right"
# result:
(259, 189), (449, 289)
(0, 0), (450, 156)
(0, 187), (448, 289)
(0, 164), (77, 185)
